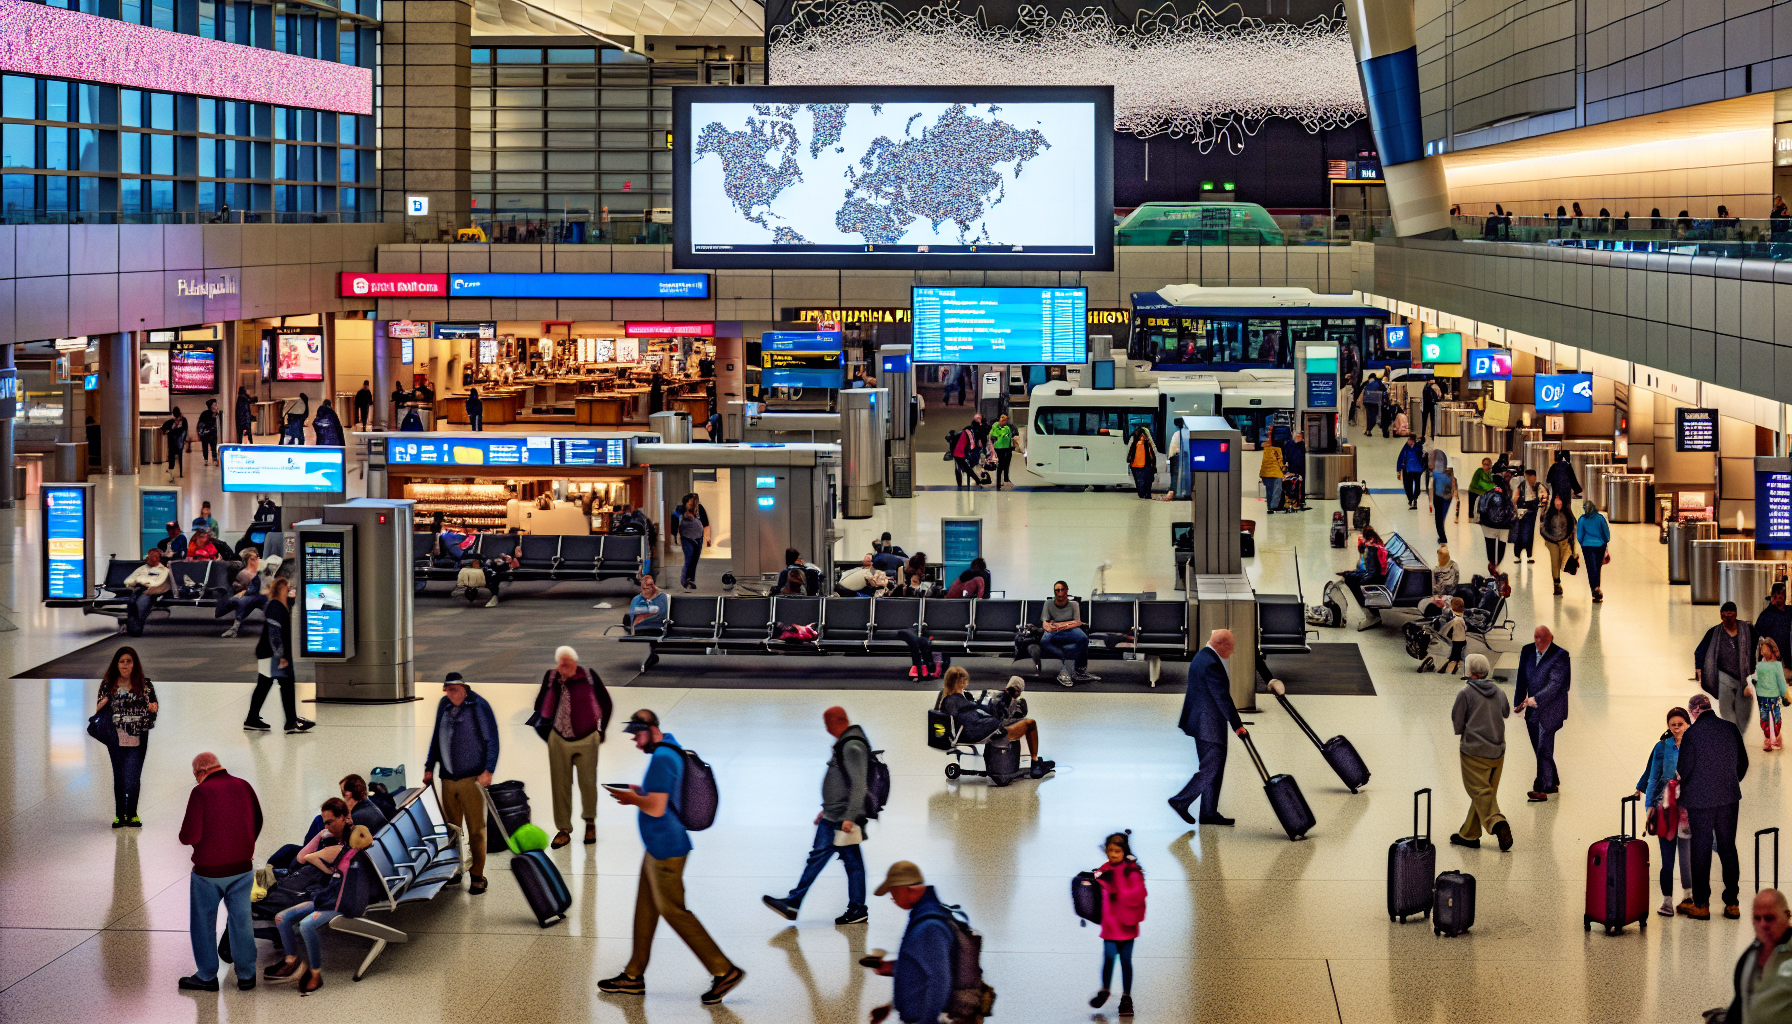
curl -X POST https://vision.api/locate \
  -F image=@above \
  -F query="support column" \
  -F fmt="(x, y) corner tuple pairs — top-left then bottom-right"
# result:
(1342, 0), (1452, 238)
(380, 0), (472, 242)
(100, 332), (138, 475)
(372, 321), (397, 429)
(0, 344), (13, 508)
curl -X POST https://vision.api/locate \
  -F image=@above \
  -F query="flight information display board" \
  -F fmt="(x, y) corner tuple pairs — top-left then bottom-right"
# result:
(300, 535), (347, 657)
(385, 436), (632, 468)
(1676, 408), (1718, 453)
(552, 438), (629, 466)
(761, 331), (845, 389)
(911, 287), (1087, 364)
(1758, 470), (1792, 549)
(42, 484), (89, 603)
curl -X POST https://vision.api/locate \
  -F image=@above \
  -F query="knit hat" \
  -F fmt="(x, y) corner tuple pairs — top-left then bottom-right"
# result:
(443, 672), (465, 686)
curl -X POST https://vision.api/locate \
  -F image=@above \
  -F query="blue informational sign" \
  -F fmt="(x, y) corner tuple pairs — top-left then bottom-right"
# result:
(762, 331), (846, 390)
(301, 536), (346, 657)
(940, 517), (983, 583)
(1185, 437), (1232, 471)
(911, 287), (1088, 364)
(385, 436), (628, 467)
(44, 485), (88, 601)
(1306, 375), (1337, 408)
(83, 373), (98, 391)
(140, 490), (179, 559)
(552, 437), (628, 466)
(1466, 349), (1512, 380)
(1759, 471), (1792, 549)
(219, 445), (346, 493)
(0, 368), (14, 418)
(1535, 373), (1594, 413)
(432, 322), (496, 340)
(1383, 325), (1410, 351)
(881, 353), (911, 374)
(448, 273), (710, 299)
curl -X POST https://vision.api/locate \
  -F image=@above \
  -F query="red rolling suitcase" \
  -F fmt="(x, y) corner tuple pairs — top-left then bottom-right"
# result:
(1584, 795), (1650, 935)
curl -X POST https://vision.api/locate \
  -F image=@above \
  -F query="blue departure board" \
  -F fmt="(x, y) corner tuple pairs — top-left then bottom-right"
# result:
(911, 287), (1087, 364)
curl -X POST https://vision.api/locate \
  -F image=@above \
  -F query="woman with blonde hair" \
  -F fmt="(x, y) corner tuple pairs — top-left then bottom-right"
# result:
(936, 667), (1053, 778)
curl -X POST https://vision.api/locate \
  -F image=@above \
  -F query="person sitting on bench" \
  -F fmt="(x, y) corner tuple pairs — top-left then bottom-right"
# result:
(121, 549), (173, 636)
(214, 549), (266, 638)
(835, 554), (889, 597)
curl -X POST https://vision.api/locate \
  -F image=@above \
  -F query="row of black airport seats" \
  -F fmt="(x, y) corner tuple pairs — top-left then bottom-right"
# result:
(1360, 533), (1437, 610)
(413, 532), (646, 585)
(83, 557), (251, 622)
(626, 595), (1193, 659)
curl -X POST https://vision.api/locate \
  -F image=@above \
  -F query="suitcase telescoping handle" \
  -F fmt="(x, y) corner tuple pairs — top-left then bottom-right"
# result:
(1413, 788), (1431, 842)
(1620, 793), (1640, 841)
(1759, 827), (1781, 893)
(1239, 730), (1271, 784)
(1269, 685), (1324, 749)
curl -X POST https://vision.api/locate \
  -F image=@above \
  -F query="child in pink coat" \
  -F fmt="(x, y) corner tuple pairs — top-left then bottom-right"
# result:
(1090, 830), (1147, 1017)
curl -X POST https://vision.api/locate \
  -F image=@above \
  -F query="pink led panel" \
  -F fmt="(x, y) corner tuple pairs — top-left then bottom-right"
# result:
(0, 0), (373, 115)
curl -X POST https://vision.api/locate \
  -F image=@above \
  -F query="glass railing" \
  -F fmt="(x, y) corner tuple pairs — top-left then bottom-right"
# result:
(0, 210), (386, 226)
(1453, 215), (1792, 259)
(467, 213), (672, 244)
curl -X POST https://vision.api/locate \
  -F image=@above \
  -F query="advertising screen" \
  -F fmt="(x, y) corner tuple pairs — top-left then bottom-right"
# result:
(911, 287), (1087, 363)
(301, 536), (346, 657)
(170, 342), (217, 393)
(552, 437), (629, 466)
(386, 319), (431, 338)
(478, 338), (498, 364)
(1535, 373), (1595, 413)
(340, 273), (448, 298)
(43, 484), (87, 602)
(1676, 407), (1718, 453)
(626, 322), (715, 337)
(448, 274), (709, 299)
(1383, 324), (1411, 351)
(387, 437), (555, 466)
(258, 333), (272, 382)
(81, 372), (96, 391)
(1760, 471), (1792, 548)
(940, 516), (983, 582)
(1420, 332), (1462, 364)
(617, 339), (640, 362)
(219, 445), (346, 493)
(433, 322), (497, 340)
(761, 331), (845, 389)
(1185, 437), (1232, 471)
(675, 85), (1114, 271)
(1466, 349), (1512, 380)
(139, 489), (179, 558)
(138, 347), (170, 414)
(275, 329), (324, 381)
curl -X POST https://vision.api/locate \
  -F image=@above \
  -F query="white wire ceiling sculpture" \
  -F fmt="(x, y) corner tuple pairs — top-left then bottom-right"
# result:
(767, 1), (1365, 153)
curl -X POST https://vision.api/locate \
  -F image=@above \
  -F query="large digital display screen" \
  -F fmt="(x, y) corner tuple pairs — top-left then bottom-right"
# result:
(1676, 407), (1718, 453)
(1759, 471), (1792, 549)
(1466, 349), (1512, 380)
(434, 322), (496, 340)
(553, 437), (629, 466)
(275, 329), (323, 381)
(171, 342), (217, 393)
(1383, 324), (1411, 351)
(1185, 437), (1231, 471)
(1535, 373), (1594, 413)
(220, 445), (346, 493)
(385, 436), (631, 468)
(301, 536), (346, 657)
(138, 347), (169, 414)
(674, 85), (1114, 271)
(448, 274), (709, 299)
(1420, 332), (1462, 364)
(761, 331), (845, 390)
(43, 484), (87, 601)
(911, 287), (1087, 364)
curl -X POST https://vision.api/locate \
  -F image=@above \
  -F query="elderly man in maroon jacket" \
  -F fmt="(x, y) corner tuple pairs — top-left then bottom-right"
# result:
(178, 752), (263, 992)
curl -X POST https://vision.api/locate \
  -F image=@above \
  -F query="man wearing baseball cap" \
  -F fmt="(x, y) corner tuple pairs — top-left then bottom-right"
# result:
(187, 519), (221, 561)
(598, 710), (744, 1006)
(864, 861), (955, 1024)
(421, 673), (499, 895)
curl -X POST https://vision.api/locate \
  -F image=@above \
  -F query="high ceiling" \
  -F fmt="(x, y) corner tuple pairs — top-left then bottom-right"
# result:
(471, 0), (764, 40)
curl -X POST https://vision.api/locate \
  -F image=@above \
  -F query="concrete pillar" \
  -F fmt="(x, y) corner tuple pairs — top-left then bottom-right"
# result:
(99, 332), (137, 474)
(372, 321), (397, 429)
(380, 0), (472, 242)
(1342, 0), (1452, 238)
(0, 344), (13, 508)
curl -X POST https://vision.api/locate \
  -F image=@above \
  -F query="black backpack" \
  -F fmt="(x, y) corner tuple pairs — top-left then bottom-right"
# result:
(834, 732), (891, 821)
(914, 902), (997, 1023)
(655, 741), (719, 831)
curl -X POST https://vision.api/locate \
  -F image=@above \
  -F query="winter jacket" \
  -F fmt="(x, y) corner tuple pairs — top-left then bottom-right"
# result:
(1259, 444), (1285, 479)
(1576, 512), (1611, 548)
(1635, 733), (1681, 810)
(256, 600), (294, 678)
(1698, 622), (1756, 697)
(1396, 443), (1427, 474)
(1514, 642), (1571, 729)
(1546, 458), (1581, 500)
(1452, 676), (1511, 758)
(424, 688), (501, 781)
(1676, 712), (1749, 809)
(1468, 467), (1495, 497)
(1094, 859), (1147, 941)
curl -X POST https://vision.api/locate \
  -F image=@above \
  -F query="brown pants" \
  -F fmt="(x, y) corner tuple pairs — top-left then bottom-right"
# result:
(548, 730), (600, 832)
(438, 776), (487, 878)
(624, 854), (731, 978)
(1458, 752), (1507, 840)
(1545, 539), (1575, 581)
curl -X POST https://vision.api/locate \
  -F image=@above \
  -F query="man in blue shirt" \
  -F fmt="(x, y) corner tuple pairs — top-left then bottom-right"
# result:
(864, 861), (956, 1024)
(599, 710), (744, 1005)
(627, 575), (671, 669)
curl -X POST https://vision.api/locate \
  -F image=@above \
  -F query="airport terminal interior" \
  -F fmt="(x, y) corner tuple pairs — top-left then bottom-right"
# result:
(7, 0), (1792, 1022)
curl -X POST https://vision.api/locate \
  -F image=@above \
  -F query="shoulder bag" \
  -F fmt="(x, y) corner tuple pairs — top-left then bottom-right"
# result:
(524, 675), (555, 742)
(86, 708), (117, 747)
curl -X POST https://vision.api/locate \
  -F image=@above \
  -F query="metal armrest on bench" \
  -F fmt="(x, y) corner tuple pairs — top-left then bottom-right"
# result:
(329, 914), (410, 981)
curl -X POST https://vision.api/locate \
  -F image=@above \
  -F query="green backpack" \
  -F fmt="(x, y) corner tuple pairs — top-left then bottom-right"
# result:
(507, 822), (550, 854)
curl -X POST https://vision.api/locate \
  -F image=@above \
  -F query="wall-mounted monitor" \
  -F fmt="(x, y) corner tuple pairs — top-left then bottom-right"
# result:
(1466, 348), (1512, 380)
(274, 328), (323, 381)
(911, 286), (1088, 364)
(219, 445), (345, 493)
(1758, 469), (1792, 549)
(1185, 437), (1232, 471)
(1420, 332), (1462, 365)
(1382, 325), (1411, 351)
(761, 331), (845, 390)
(171, 341), (218, 393)
(1676, 407), (1718, 453)
(1091, 359), (1115, 390)
(1535, 373), (1594, 413)
(138, 347), (169, 414)
(433, 322), (497, 340)
(675, 85), (1114, 271)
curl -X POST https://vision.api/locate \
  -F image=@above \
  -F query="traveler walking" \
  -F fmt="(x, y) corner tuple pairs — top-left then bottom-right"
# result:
(1430, 463), (1457, 546)
(1467, 457), (1495, 523)
(422, 672), (500, 894)
(178, 752), (262, 992)
(1511, 469), (1544, 564)
(161, 406), (189, 478)
(1514, 625), (1571, 801)
(863, 861), (958, 1024)
(95, 647), (157, 827)
(1168, 629), (1248, 826)
(1450, 653), (1513, 851)
(465, 388), (484, 431)
(1478, 483), (1516, 571)
(762, 706), (873, 925)
(1676, 692), (1749, 920)
(353, 380), (374, 431)
(280, 393), (309, 445)
(1088, 831), (1147, 1017)
(991, 413), (1015, 488)
(1125, 426), (1157, 499)
(1753, 638), (1787, 751)
(197, 399), (219, 465)
(1634, 705), (1694, 916)
(1396, 435), (1426, 508)
(1754, 583), (1792, 677)
(1422, 379), (1442, 439)
(1697, 602), (1758, 737)
(599, 710), (745, 1005)
(1576, 500), (1611, 601)
(534, 646), (613, 849)
(671, 492), (710, 590)
(1361, 374), (1386, 437)
(233, 385), (254, 444)
(1538, 493), (1578, 596)
(1722, 889), (1792, 1023)
(950, 426), (981, 490)
(1546, 450), (1582, 501)
(244, 579), (314, 734)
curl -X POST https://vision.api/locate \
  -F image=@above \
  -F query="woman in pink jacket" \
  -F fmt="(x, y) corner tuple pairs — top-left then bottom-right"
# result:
(1090, 830), (1147, 1017)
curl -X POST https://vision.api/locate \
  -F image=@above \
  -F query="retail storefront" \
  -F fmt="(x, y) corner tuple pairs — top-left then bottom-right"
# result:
(379, 433), (647, 533)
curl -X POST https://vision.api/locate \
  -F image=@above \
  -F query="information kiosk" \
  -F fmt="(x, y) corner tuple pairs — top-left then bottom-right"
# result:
(297, 499), (416, 703)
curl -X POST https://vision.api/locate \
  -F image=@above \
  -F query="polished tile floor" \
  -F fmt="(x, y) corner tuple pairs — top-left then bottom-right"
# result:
(0, 430), (1785, 1023)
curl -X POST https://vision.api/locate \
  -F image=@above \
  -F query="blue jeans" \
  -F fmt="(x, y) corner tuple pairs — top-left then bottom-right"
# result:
(1101, 938), (1134, 993)
(784, 819), (866, 908)
(108, 738), (147, 818)
(275, 900), (343, 967)
(1264, 476), (1283, 511)
(680, 537), (702, 587)
(1041, 627), (1090, 670)
(190, 871), (257, 982)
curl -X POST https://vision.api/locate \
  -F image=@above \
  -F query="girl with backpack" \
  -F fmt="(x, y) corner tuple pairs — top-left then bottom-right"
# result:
(1478, 481), (1516, 572)
(1089, 830), (1146, 1017)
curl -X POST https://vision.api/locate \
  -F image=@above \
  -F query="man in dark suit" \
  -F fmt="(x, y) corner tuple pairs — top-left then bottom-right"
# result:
(1677, 692), (1750, 920)
(1169, 629), (1248, 826)
(1513, 625), (1571, 802)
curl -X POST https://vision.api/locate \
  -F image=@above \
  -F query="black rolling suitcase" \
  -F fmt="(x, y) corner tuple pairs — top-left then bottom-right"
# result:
(1071, 871), (1102, 926)
(512, 849), (572, 928)
(1434, 870), (1475, 936)
(1239, 731), (1315, 841)
(1352, 505), (1372, 531)
(1330, 511), (1347, 548)
(1337, 482), (1363, 511)
(1388, 788), (1436, 922)
(1269, 682), (1370, 793)
(485, 780), (531, 854)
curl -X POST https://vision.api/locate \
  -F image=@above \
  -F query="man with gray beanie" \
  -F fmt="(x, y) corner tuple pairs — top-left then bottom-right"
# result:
(1451, 653), (1513, 851)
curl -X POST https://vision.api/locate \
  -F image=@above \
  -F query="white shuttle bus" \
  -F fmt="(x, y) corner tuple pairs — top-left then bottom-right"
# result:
(1023, 380), (1222, 488)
